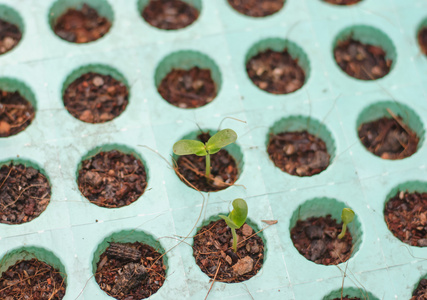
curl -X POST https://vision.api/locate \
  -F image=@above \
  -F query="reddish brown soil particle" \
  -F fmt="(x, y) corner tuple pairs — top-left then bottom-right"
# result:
(175, 132), (239, 192)
(384, 191), (427, 247)
(418, 27), (427, 56)
(290, 215), (353, 265)
(54, 4), (111, 43)
(358, 116), (419, 160)
(78, 150), (147, 208)
(96, 242), (166, 299)
(0, 90), (35, 137)
(323, 0), (361, 5)
(0, 163), (51, 224)
(412, 279), (427, 300)
(334, 38), (392, 80)
(0, 258), (66, 299)
(246, 49), (305, 94)
(0, 19), (21, 54)
(142, 0), (199, 30)
(158, 67), (217, 108)
(267, 131), (330, 177)
(227, 0), (284, 17)
(63, 72), (129, 124)
(193, 219), (264, 283)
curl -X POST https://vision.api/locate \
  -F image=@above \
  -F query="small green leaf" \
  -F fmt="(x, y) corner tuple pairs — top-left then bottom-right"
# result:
(206, 129), (237, 154)
(173, 140), (207, 156)
(341, 208), (355, 225)
(228, 198), (248, 229)
(219, 215), (239, 229)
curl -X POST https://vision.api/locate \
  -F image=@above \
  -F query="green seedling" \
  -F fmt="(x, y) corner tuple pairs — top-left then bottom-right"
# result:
(338, 208), (355, 239)
(173, 129), (237, 182)
(219, 198), (248, 252)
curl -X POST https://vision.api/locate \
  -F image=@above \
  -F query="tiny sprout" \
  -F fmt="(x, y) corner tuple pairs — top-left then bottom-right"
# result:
(338, 208), (355, 239)
(219, 198), (248, 252)
(173, 129), (237, 182)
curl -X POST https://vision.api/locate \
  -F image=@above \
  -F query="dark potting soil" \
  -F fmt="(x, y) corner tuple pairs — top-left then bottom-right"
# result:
(246, 49), (305, 94)
(53, 4), (111, 43)
(175, 132), (239, 192)
(334, 38), (392, 80)
(0, 163), (51, 225)
(0, 19), (22, 54)
(323, 0), (361, 5)
(158, 67), (217, 108)
(227, 0), (284, 17)
(385, 191), (427, 247)
(332, 297), (361, 300)
(267, 131), (330, 177)
(358, 116), (419, 160)
(78, 150), (147, 208)
(290, 215), (353, 265)
(96, 242), (166, 300)
(63, 72), (129, 124)
(193, 219), (264, 283)
(418, 27), (427, 56)
(0, 258), (66, 300)
(0, 90), (35, 137)
(412, 279), (427, 300)
(142, 0), (199, 30)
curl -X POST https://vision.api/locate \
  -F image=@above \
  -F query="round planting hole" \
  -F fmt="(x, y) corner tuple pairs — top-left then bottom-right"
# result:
(267, 116), (335, 177)
(93, 230), (167, 299)
(0, 5), (23, 55)
(246, 38), (309, 94)
(417, 18), (427, 56)
(322, 287), (379, 300)
(384, 181), (427, 247)
(333, 25), (396, 80)
(0, 247), (67, 299)
(0, 161), (51, 225)
(155, 50), (221, 109)
(356, 101), (423, 160)
(193, 217), (265, 282)
(139, 0), (200, 30)
(412, 277), (427, 299)
(77, 146), (147, 208)
(290, 198), (362, 265)
(49, 0), (113, 43)
(322, 0), (362, 6)
(227, 0), (284, 17)
(0, 78), (36, 137)
(62, 65), (129, 123)
(173, 129), (243, 192)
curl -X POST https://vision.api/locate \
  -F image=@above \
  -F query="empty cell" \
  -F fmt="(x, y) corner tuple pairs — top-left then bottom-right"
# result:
(77, 145), (148, 208)
(49, 0), (114, 43)
(139, 0), (201, 30)
(333, 25), (396, 80)
(356, 101), (424, 160)
(0, 5), (23, 55)
(155, 50), (221, 109)
(227, 0), (285, 17)
(62, 64), (129, 124)
(267, 116), (335, 177)
(245, 38), (310, 95)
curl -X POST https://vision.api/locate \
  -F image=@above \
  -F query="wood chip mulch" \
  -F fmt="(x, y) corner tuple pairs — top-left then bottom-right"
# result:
(246, 49), (305, 94)
(291, 215), (353, 265)
(0, 19), (21, 54)
(358, 116), (419, 160)
(334, 38), (392, 80)
(193, 219), (264, 283)
(227, 0), (284, 17)
(158, 67), (217, 108)
(96, 242), (166, 300)
(63, 72), (129, 124)
(54, 3), (111, 43)
(267, 131), (330, 177)
(385, 190), (427, 247)
(78, 150), (147, 208)
(0, 163), (51, 224)
(0, 258), (66, 300)
(142, 0), (199, 30)
(0, 90), (35, 137)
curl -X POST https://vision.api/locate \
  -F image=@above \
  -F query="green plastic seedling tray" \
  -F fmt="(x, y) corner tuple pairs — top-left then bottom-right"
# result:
(1, 0), (427, 299)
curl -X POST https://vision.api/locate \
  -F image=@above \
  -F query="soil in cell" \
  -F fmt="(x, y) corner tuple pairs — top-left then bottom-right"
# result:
(412, 279), (427, 300)
(0, 90), (35, 137)
(418, 27), (427, 55)
(227, 0), (284, 17)
(323, 0), (361, 5)
(0, 19), (22, 54)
